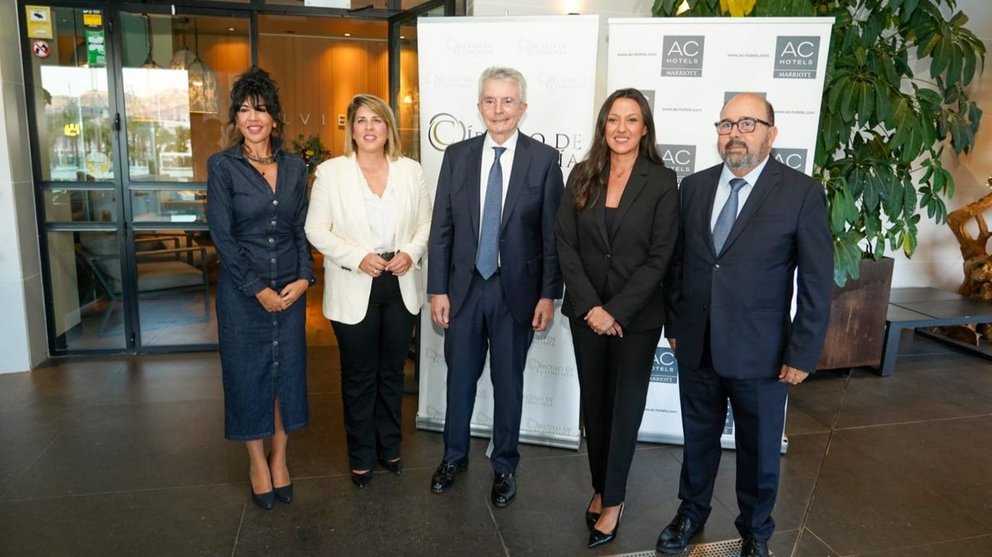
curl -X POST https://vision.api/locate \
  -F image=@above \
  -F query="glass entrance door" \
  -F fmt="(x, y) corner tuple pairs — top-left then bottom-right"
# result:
(28, 5), (249, 352)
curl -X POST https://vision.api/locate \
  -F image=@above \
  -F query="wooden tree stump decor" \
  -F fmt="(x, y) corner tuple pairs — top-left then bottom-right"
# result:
(944, 176), (992, 343)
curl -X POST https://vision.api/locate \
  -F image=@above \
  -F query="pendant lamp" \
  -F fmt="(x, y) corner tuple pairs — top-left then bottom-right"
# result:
(141, 14), (161, 69)
(185, 18), (219, 115)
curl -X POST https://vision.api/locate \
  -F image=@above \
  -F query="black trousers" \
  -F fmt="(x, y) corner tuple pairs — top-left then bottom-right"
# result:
(676, 326), (788, 542)
(331, 273), (417, 470)
(570, 319), (662, 506)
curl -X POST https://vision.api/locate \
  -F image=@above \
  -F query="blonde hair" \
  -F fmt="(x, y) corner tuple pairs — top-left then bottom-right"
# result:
(344, 94), (403, 160)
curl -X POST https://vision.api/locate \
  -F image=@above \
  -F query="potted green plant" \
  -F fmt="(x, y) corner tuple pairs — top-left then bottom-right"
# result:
(653, 0), (986, 368)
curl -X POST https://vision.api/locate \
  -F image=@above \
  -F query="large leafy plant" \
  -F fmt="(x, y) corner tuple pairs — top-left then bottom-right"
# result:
(653, 0), (986, 285)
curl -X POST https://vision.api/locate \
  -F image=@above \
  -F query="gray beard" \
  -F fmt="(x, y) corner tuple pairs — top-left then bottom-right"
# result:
(721, 150), (761, 170)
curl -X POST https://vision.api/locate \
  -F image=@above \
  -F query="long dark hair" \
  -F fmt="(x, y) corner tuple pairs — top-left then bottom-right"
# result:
(224, 66), (287, 148)
(572, 88), (662, 210)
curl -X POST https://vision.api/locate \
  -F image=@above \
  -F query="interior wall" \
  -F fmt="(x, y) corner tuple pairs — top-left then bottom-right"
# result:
(259, 37), (388, 157)
(0, 0), (49, 373)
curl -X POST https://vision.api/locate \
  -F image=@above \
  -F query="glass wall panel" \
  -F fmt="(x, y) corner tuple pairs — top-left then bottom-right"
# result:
(132, 229), (218, 347)
(43, 189), (118, 223)
(131, 189), (207, 223)
(28, 7), (115, 182)
(119, 12), (249, 183)
(49, 230), (127, 350)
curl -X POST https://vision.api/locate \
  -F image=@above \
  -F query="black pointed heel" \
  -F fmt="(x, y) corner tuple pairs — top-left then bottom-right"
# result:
(251, 486), (275, 510)
(273, 483), (293, 503)
(351, 470), (373, 488)
(585, 494), (601, 530)
(588, 503), (623, 548)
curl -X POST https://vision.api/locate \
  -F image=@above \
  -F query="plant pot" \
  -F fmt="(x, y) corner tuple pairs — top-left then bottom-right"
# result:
(816, 257), (895, 370)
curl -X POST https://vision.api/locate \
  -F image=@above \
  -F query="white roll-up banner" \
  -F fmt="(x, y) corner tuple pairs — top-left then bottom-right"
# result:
(415, 16), (601, 450)
(608, 17), (833, 452)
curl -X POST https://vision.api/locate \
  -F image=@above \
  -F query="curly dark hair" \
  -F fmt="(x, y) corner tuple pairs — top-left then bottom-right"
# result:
(571, 88), (662, 210)
(224, 66), (287, 147)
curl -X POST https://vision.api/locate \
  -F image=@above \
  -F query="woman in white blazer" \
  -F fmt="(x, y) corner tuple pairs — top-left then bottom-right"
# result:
(305, 94), (431, 488)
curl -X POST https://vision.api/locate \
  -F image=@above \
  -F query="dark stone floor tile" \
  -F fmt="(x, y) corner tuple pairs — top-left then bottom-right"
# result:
(794, 527), (840, 556)
(772, 433), (830, 532)
(0, 407), (65, 496)
(2, 400), (238, 500)
(787, 369), (849, 432)
(97, 353), (224, 404)
(13, 358), (130, 410)
(233, 470), (505, 557)
(861, 535), (992, 556)
(0, 371), (30, 412)
(768, 528), (800, 557)
(0, 484), (244, 557)
(835, 416), (992, 529)
(804, 431), (987, 554)
(836, 357), (992, 428)
(305, 345), (342, 395)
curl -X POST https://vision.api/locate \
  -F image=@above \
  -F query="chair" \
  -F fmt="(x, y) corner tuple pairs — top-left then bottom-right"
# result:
(78, 232), (211, 335)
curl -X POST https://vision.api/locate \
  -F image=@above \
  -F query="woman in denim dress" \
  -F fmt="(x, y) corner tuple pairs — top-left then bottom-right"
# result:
(207, 67), (313, 510)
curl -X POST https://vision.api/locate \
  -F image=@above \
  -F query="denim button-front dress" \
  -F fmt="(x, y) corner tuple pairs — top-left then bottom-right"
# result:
(207, 141), (314, 441)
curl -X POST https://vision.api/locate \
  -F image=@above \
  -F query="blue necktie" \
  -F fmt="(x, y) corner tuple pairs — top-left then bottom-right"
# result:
(712, 178), (748, 254)
(477, 146), (506, 279)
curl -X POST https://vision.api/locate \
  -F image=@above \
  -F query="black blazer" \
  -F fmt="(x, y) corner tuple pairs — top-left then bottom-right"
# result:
(664, 158), (833, 378)
(427, 132), (564, 323)
(556, 156), (679, 332)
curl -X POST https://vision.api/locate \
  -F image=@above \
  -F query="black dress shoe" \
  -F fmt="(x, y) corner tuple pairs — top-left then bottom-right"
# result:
(430, 459), (468, 493)
(351, 470), (373, 489)
(491, 472), (517, 508)
(585, 494), (601, 530)
(378, 457), (402, 475)
(251, 487), (275, 510)
(656, 514), (704, 554)
(588, 503), (623, 548)
(273, 483), (293, 503)
(741, 537), (769, 557)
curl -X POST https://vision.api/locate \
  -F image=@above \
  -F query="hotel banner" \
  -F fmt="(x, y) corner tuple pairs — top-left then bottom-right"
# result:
(416, 16), (600, 450)
(608, 17), (832, 451)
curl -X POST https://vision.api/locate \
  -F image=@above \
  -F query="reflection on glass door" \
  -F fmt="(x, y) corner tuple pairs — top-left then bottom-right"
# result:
(29, 6), (126, 351)
(118, 11), (249, 348)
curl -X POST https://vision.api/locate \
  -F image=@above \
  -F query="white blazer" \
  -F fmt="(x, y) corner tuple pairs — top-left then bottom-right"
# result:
(305, 155), (432, 324)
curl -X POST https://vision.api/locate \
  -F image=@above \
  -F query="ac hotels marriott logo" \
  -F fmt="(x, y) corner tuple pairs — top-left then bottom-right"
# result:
(661, 36), (704, 77)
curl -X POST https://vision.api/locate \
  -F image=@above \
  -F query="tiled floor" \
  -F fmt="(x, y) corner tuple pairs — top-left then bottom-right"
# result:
(1, 331), (991, 556)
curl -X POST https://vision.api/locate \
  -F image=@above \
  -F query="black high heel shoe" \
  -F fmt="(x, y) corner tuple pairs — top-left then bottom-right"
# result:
(267, 452), (293, 503)
(351, 470), (373, 488)
(585, 494), (601, 529)
(588, 503), (624, 548)
(378, 457), (402, 475)
(273, 483), (293, 503)
(250, 485), (275, 510)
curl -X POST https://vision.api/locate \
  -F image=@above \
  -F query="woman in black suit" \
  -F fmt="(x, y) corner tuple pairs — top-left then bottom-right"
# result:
(556, 88), (679, 548)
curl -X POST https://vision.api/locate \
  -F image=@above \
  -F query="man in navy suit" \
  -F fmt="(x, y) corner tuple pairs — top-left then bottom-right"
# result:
(427, 67), (564, 508)
(656, 94), (832, 557)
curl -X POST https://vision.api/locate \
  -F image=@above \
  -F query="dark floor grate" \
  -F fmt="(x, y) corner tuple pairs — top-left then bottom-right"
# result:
(610, 538), (763, 557)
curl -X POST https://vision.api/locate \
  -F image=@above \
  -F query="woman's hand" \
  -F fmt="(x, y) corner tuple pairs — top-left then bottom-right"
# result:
(255, 288), (288, 312)
(384, 251), (414, 276)
(359, 253), (390, 277)
(585, 306), (622, 337)
(280, 279), (310, 308)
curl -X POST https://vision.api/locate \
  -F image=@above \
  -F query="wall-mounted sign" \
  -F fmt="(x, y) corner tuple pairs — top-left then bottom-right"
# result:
(31, 39), (51, 58)
(86, 29), (106, 67)
(25, 5), (53, 39)
(82, 9), (102, 28)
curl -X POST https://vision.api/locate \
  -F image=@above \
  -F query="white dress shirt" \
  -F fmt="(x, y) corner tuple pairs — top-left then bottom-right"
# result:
(360, 167), (397, 254)
(710, 155), (771, 231)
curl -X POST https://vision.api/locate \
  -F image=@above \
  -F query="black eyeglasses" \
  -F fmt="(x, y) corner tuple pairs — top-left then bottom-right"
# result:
(714, 117), (773, 135)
